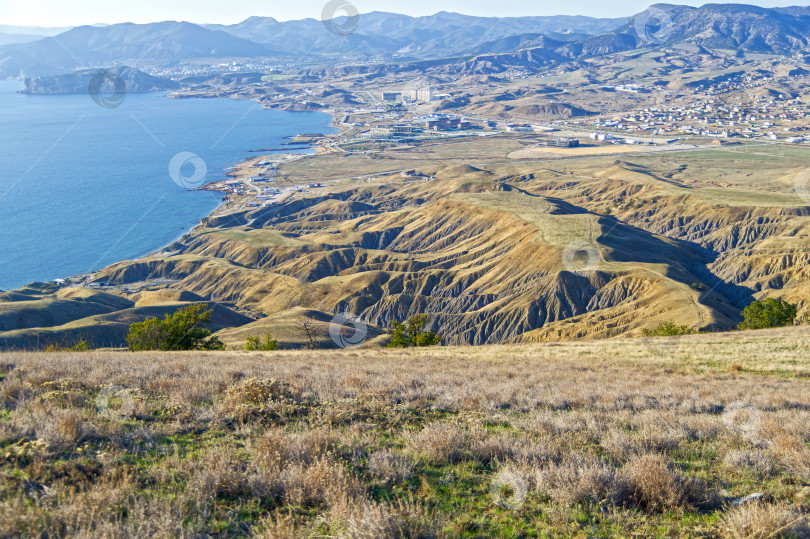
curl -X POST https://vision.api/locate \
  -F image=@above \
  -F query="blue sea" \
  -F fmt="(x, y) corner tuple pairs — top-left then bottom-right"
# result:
(0, 81), (334, 290)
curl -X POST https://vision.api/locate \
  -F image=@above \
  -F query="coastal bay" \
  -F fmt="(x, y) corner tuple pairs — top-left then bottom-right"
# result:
(0, 81), (334, 289)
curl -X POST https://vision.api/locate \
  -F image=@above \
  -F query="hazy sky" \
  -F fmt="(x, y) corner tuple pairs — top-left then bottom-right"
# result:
(0, 0), (807, 27)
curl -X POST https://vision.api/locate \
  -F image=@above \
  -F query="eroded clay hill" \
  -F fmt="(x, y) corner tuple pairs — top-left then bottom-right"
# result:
(0, 284), (252, 349)
(3, 151), (807, 348)
(88, 155), (807, 346)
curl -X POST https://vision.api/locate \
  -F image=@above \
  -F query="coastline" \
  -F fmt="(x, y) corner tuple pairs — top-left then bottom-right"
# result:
(5, 94), (344, 291)
(1, 84), (344, 291)
(143, 152), (303, 258)
(83, 107), (342, 282)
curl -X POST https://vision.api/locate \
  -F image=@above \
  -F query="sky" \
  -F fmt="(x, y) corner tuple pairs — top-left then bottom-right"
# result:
(0, 0), (807, 27)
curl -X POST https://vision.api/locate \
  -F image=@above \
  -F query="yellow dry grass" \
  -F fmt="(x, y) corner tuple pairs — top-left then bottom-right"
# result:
(0, 327), (808, 536)
(508, 145), (649, 159)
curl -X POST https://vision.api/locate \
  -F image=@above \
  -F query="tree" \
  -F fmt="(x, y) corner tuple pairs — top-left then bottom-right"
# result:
(245, 334), (279, 351)
(126, 304), (225, 351)
(299, 321), (317, 350)
(45, 337), (93, 352)
(642, 322), (696, 337)
(387, 314), (442, 348)
(739, 298), (797, 330)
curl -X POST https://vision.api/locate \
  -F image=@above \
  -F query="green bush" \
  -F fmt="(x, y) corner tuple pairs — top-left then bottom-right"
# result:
(739, 298), (797, 330)
(245, 334), (279, 351)
(642, 322), (696, 337)
(45, 337), (93, 352)
(388, 314), (442, 348)
(126, 304), (225, 351)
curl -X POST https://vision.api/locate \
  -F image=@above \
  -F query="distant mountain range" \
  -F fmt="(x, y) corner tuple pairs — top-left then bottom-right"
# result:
(0, 33), (44, 46)
(204, 12), (626, 60)
(1, 5), (810, 78)
(0, 24), (87, 36)
(624, 4), (810, 54)
(411, 4), (810, 75)
(0, 12), (625, 77)
(0, 21), (276, 78)
(0, 24), (101, 47)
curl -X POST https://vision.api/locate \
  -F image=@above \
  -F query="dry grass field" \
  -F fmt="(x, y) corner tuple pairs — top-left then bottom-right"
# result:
(506, 145), (650, 159)
(0, 327), (809, 537)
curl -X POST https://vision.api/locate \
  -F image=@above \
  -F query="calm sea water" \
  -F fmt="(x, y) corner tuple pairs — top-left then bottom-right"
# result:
(0, 81), (334, 290)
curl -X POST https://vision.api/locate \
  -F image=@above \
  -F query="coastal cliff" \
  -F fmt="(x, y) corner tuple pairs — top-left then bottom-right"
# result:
(21, 66), (180, 95)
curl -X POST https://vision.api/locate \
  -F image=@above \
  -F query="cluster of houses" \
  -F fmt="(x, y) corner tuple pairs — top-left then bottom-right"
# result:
(585, 92), (810, 142)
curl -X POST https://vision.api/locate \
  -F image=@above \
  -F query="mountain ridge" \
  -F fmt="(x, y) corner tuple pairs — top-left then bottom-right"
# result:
(3, 5), (809, 78)
(0, 21), (279, 77)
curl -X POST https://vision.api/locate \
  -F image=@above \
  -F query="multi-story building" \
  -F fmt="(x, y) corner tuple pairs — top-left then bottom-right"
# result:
(410, 87), (434, 102)
(542, 138), (580, 148)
